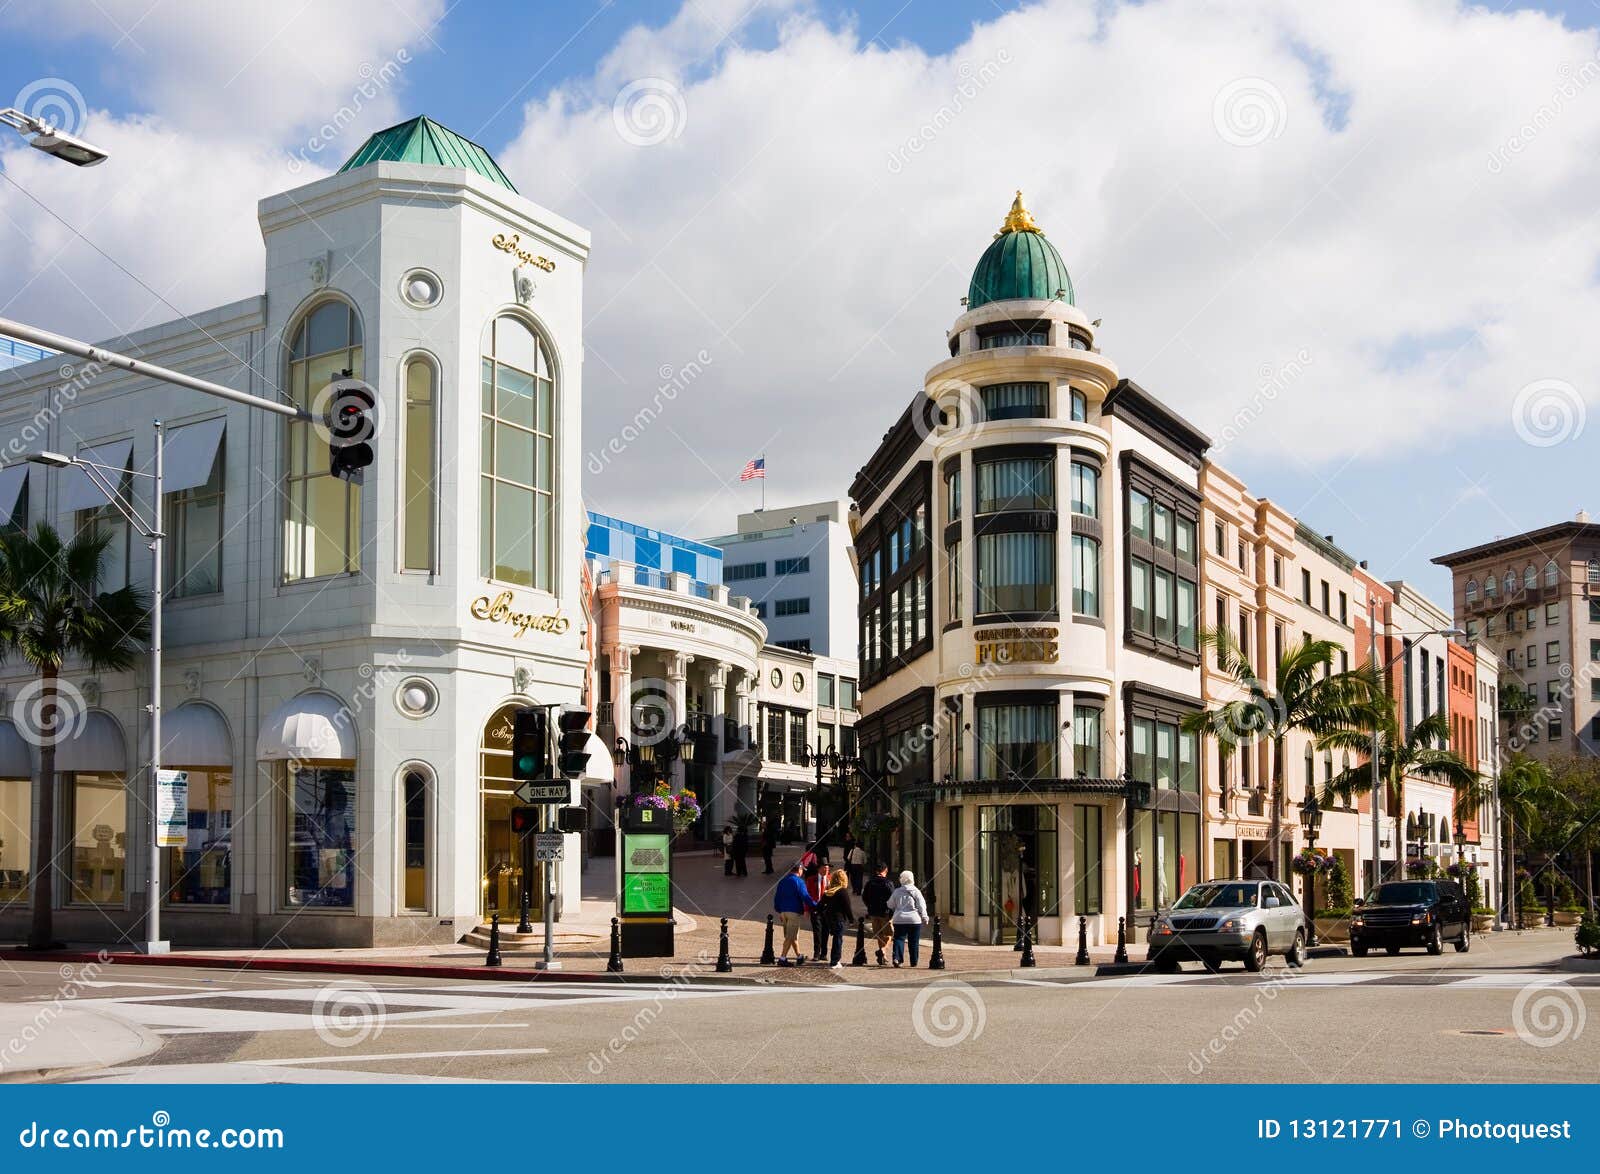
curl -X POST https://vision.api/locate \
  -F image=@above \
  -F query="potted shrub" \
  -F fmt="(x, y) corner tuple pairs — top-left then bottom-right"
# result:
(1516, 873), (1546, 927)
(1314, 855), (1354, 941)
(1576, 912), (1600, 959)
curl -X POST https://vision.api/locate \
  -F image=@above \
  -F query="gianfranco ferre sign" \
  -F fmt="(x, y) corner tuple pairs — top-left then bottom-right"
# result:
(973, 625), (1059, 665)
(469, 590), (570, 637)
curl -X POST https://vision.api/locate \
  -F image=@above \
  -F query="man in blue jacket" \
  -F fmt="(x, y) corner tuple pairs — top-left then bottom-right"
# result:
(772, 861), (817, 966)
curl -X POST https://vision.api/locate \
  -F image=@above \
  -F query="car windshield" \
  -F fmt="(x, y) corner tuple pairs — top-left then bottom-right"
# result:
(1371, 882), (1434, 905)
(1173, 882), (1258, 909)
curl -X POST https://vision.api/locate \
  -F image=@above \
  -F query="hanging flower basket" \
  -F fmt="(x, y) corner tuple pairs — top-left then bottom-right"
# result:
(619, 781), (701, 834)
(1405, 855), (1438, 878)
(1290, 850), (1327, 876)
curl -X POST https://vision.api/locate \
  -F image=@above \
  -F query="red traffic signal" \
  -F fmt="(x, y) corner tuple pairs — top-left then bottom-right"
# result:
(323, 374), (378, 483)
(510, 806), (539, 836)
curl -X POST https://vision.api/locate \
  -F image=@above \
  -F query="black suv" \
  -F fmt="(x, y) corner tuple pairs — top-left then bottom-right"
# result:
(1349, 880), (1471, 957)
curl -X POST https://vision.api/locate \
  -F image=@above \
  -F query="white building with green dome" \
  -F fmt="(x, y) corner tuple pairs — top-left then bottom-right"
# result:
(851, 192), (1210, 949)
(0, 117), (604, 948)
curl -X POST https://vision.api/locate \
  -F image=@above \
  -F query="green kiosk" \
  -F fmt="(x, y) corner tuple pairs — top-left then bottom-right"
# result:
(617, 803), (674, 956)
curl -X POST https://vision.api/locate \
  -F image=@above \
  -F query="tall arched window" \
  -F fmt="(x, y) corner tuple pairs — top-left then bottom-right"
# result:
(1503, 571), (1516, 596)
(480, 316), (555, 591)
(402, 355), (438, 573)
(1544, 560), (1558, 587)
(1464, 578), (1478, 602)
(284, 301), (363, 581)
(1523, 564), (1537, 591)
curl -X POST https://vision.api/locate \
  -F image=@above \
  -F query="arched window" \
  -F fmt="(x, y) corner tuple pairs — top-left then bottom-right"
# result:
(1484, 574), (1497, 597)
(1503, 571), (1516, 596)
(284, 300), (363, 581)
(400, 764), (432, 912)
(402, 355), (438, 573)
(1523, 564), (1537, 591)
(1544, 560), (1558, 587)
(1589, 558), (1600, 585)
(480, 316), (555, 591)
(1464, 578), (1478, 602)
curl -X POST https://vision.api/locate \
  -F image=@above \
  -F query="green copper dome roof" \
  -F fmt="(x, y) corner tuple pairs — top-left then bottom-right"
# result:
(339, 116), (518, 193)
(966, 191), (1073, 310)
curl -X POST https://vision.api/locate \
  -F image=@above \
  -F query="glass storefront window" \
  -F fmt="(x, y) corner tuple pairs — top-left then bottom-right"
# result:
(164, 768), (233, 906)
(1072, 705), (1101, 777)
(481, 705), (539, 921)
(947, 806), (964, 915)
(978, 804), (1060, 934)
(1073, 804), (1102, 914)
(0, 776), (29, 904)
(285, 765), (356, 908)
(976, 701), (1057, 780)
(976, 531), (1056, 615)
(66, 773), (126, 905)
(976, 457), (1053, 513)
(1133, 809), (1200, 910)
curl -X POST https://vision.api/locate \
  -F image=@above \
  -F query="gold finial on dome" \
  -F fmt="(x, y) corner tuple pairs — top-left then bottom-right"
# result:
(996, 189), (1043, 237)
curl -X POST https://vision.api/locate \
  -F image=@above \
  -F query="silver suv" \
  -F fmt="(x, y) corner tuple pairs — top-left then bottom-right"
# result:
(1146, 879), (1309, 972)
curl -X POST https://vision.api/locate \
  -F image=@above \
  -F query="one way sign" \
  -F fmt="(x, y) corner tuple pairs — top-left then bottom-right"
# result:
(514, 781), (570, 804)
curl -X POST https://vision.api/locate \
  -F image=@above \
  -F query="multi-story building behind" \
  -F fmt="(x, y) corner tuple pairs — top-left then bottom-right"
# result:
(1434, 513), (1600, 760)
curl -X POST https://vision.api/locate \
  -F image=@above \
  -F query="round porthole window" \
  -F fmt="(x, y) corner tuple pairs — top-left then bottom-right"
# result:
(792, 673), (805, 693)
(401, 269), (442, 309)
(769, 668), (782, 688)
(396, 677), (438, 718)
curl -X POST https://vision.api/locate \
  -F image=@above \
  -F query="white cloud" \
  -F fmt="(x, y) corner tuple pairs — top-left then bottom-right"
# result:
(499, 0), (1600, 535)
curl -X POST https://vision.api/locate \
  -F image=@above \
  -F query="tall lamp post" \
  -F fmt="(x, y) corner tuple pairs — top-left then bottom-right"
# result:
(0, 107), (108, 166)
(29, 423), (166, 954)
(1299, 792), (1323, 947)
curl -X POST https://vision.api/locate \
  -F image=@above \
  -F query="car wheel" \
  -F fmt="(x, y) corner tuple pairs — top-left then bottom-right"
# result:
(1425, 924), (1444, 956)
(1152, 955), (1180, 974)
(1200, 954), (1222, 974)
(1351, 943), (1368, 958)
(1454, 926), (1470, 954)
(1243, 929), (1268, 973)
(1385, 945), (1401, 956)
(1286, 928), (1306, 968)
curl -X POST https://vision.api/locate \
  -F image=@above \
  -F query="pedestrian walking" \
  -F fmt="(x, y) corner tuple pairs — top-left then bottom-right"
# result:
(822, 867), (855, 969)
(845, 836), (866, 893)
(804, 861), (827, 959)
(888, 870), (929, 968)
(721, 825), (734, 876)
(731, 822), (749, 877)
(760, 818), (777, 874)
(772, 862), (817, 966)
(861, 862), (895, 966)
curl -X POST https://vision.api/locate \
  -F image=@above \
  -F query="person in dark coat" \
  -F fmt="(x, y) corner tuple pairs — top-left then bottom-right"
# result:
(760, 818), (778, 874)
(730, 823), (749, 877)
(821, 867), (855, 968)
(860, 862), (895, 966)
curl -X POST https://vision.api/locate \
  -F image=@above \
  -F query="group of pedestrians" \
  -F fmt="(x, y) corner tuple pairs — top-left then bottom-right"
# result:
(772, 849), (930, 968)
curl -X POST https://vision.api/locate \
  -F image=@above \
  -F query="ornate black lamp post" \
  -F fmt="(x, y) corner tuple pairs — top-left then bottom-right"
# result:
(1299, 792), (1323, 947)
(799, 743), (861, 850)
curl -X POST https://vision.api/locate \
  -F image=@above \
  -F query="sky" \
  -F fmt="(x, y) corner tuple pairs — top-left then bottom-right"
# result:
(1, 0), (1598, 605)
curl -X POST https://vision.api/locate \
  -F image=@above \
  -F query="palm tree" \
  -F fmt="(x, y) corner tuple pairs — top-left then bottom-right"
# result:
(1496, 754), (1568, 927)
(0, 525), (150, 949)
(1317, 702), (1483, 827)
(1183, 630), (1382, 875)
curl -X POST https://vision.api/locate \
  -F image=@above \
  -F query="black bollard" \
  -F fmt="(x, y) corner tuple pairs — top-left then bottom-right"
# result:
(716, 917), (733, 973)
(517, 874), (532, 935)
(759, 914), (777, 965)
(606, 916), (624, 974)
(1074, 915), (1091, 966)
(927, 915), (946, 970)
(485, 913), (503, 968)
(1019, 913), (1036, 968)
(1014, 911), (1026, 951)
(850, 917), (868, 967)
(1113, 915), (1129, 964)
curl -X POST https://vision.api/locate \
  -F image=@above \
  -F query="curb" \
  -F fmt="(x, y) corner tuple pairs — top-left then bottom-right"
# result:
(0, 949), (773, 986)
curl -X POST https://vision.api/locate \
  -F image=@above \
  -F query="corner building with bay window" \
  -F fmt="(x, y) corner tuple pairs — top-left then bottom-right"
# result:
(0, 117), (602, 947)
(853, 194), (1208, 948)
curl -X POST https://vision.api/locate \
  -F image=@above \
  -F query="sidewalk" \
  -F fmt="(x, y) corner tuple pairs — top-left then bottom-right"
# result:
(0, 1005), (160, 1081)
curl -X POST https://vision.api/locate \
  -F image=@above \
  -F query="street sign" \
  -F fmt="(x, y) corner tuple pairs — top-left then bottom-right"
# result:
(534, 832), (564, 862)
(514, 780), (570, 804)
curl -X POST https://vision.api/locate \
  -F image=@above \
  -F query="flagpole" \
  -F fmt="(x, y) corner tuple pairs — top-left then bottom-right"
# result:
(761, 453), (766, 512)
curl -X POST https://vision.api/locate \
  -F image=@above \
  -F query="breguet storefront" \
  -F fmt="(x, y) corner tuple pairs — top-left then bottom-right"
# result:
(0, 117), (606, 948)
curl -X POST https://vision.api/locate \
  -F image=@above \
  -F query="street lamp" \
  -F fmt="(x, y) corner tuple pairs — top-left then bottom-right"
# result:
(30, 422), (166, 954)
(0, 108), (108, 166)
(1299, 792), (1323, 947)
(1363, 597), (1464, 895)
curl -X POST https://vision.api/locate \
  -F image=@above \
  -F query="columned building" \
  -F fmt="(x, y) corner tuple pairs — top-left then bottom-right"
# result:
(852, 193), (1209, 947)
(0, 117), (600, 947)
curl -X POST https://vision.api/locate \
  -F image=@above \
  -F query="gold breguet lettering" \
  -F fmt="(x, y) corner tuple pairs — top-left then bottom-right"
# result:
(469, 590), (570, 637)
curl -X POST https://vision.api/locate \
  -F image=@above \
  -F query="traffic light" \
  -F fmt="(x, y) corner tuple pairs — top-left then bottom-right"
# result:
(557, 805), (588, 833)
(557, 706), (592, 779)
(324, 374), (377, 483)
(511, 707), (549, 781)
(509, 806), (539, 836)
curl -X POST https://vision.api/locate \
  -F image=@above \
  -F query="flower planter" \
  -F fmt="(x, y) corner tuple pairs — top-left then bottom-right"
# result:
(1472, 913), (1496, 934)
(1554, 909), (1584, 927)
(1519, 909), (1549, 928)
(1314, 915), (1351, 942)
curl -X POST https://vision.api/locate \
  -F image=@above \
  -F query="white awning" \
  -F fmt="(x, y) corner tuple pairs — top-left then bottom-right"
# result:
(55, 711), (127, 773)
(256, 692), (356, 762)
(160, 417), (225, 494)
(0, 720), (34, 778)
(0, 465), (28, 523)
(581, 732), (615, 783)
(161, 703), (232, 768)
(60, 439), (133, 512)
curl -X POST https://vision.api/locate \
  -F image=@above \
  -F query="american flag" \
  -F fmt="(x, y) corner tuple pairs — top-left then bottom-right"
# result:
(739, 456), (766, 481)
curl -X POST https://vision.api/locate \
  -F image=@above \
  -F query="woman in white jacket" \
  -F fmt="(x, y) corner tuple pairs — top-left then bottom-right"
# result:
(887, 870), (929, 968)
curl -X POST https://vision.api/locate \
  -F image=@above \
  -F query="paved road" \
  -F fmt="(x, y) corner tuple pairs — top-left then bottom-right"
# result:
(0, 933), (1592, 1083)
